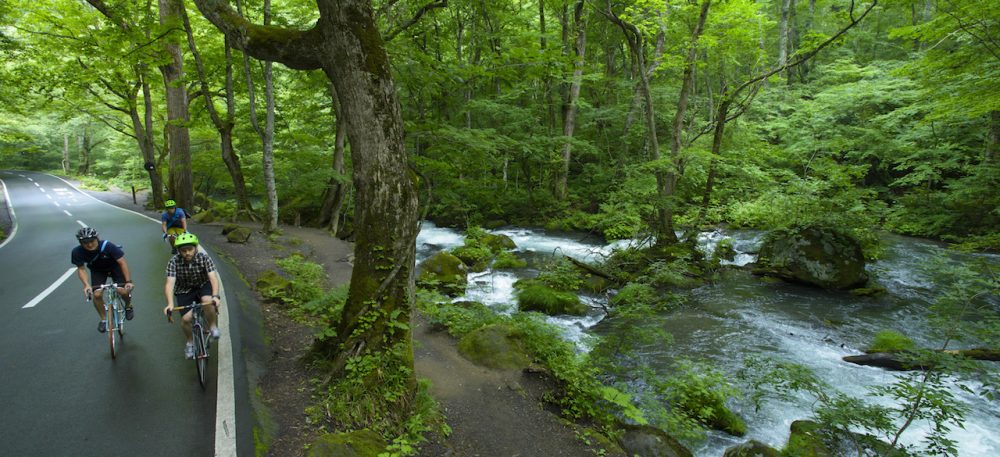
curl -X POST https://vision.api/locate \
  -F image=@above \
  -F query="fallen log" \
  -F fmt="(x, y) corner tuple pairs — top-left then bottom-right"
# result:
(843, 348), (1000, 371)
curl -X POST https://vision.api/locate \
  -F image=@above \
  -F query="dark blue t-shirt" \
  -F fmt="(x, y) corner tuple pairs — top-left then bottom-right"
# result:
(161, 208), (188, 228)
(71, 240), (125, 271)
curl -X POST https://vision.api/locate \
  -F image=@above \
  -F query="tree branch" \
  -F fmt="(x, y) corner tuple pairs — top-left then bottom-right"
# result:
(383, 0), (448, 43)
(191, 0), (325, 70)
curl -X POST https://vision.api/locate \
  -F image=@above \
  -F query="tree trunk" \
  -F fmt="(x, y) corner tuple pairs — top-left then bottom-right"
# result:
(193, 0), (420, 393)
(130, 77), (166, 208)
(181, 10), (254, 218)
(661, 0), (711, 245)
(988, 110), (999, 164)
(77, 132), (90, 175)
(158, 0), (193, 210)
(319, 82), (348, 234)
(697, 94), (731, 223)
(554, 0), (586, 201)
(62, 134), (70, 174)
(623, 16), (666, 140)
(778, 0), (791, 69)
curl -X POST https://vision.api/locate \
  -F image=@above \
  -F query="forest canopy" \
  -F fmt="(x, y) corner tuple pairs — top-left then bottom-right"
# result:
(0, 0), (997, 250)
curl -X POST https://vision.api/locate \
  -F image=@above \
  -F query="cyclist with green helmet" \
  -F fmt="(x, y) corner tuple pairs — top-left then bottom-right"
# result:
(161, 199), (188, 251)
(163, 233), (222, 359)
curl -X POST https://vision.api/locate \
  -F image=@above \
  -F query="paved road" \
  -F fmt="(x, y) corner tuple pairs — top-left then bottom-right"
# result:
(0, 171), (237, 456)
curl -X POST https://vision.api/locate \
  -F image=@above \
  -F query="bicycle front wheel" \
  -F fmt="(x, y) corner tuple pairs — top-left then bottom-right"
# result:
(195, 330), (208, 389)
(108, 306), (118, 359)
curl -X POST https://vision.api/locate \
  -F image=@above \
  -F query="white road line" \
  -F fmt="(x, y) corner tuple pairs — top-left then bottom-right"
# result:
(63, 210), (73, 217)
(76, 220), (87, 227)
(27, 177), (33, 181)
(23, 268), (77, 308)
(54, 201), (61, 207)
(40, 188), (46, 193)
(46, 194), (52, 199)
(0, 178), (18, 250)
(34, 182), (39, 187)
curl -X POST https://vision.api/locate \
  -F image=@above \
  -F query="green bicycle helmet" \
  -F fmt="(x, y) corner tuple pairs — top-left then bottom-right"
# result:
(174, 232), (199, 248)
(164, 199), (176, 208)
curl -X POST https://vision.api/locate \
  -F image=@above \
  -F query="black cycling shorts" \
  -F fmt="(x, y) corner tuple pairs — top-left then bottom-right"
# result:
(90, 266), (126, 288)
(174, 283), (213, 318)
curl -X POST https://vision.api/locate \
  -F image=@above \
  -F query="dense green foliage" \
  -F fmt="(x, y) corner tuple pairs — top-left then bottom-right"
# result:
(0, 0), (994, 249)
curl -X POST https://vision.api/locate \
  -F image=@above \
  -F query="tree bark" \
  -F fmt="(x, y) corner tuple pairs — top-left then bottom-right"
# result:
(554, 0), (586, 201)
(987, 110), (999, 164)
(158, 0), (194, 210)
(662, 0), (711, 245)
(193, 0), (420, 391)
(319, 82), (348, 234)
(181, 10), (254, 218)
(63, 134), (70, 174)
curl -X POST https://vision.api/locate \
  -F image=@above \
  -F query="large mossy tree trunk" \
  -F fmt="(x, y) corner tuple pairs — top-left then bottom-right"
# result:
(158, 0), (194, 210)
(193, 0), (419, 390)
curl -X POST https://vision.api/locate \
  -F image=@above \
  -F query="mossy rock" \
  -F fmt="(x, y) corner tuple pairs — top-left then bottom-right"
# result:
(617, 423), (693, 457)
(782, 420), (835, 457)
(483, 233), (516, 252)
(191, 210), (215, 224)
(227, 227), (252, 243)
(451, 244), (493, 272)
(457, 324), (531, 370)
(724, 440), (780, 457)
(493, 251), (527, 269)
(221, 224), (241, 235)
(708, 407), (747, 437)
(850, 284), (886, 297)
(714, 239), (738, 262)
(756, 225), (867, 289)
(516, 283), (587, 316)
(256, 270), (291, 299)
(582, 274), (611, 293)
(307, 429), (385, 457)
(482, 219), (508, 230)
(417, 251), (468, 296)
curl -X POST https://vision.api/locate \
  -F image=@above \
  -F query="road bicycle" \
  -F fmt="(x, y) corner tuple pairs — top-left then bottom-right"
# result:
(163, 229), (184, 254)
(89, 283), (128, 359)
(167, 301), (213, 389)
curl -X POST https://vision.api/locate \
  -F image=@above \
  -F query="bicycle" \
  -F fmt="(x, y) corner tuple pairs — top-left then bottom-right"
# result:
(89, 283), (127, 359)
(167, 301), (213, 389)
(163, 229), (185, 254)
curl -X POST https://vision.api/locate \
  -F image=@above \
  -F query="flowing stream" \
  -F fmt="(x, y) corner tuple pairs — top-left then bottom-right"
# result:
(416, 222), (1000, 456)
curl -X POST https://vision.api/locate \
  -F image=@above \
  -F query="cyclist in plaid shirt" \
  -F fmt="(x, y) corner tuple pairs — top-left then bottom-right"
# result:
(162, 233), (222, 359)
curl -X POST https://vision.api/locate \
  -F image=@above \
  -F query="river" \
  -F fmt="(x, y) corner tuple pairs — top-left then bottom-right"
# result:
(415, 222), (1000, 456)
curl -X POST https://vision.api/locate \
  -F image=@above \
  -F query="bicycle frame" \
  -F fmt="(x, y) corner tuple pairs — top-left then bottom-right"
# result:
(94, 283), (127, 359)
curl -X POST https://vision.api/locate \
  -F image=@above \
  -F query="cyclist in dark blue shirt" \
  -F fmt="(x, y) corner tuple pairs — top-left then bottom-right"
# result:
(71, 227), (134, 333)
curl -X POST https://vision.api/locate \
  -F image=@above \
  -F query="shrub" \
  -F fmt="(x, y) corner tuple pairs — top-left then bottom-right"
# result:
(492, 251), (527, 269)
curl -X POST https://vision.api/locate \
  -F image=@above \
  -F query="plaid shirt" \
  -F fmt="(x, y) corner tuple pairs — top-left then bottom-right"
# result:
(166, 252), (216, 294)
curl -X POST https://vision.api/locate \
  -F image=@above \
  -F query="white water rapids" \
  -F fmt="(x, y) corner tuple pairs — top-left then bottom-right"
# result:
(415, 222), (1000, 456)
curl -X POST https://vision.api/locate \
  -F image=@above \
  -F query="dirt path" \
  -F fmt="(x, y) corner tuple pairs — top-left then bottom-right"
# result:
(83, 186), (613, 457)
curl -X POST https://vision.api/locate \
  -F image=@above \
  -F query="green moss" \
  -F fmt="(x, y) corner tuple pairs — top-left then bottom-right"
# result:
(417, 251), (468, 296)
(610, 283), (656, 307)
(307, 429), (386, 457)
(451, 244), (493, 271)
(782, 420), (835, 457)
(256, 270), (291, 300)
(866, 330), (914, 353)
(457, 324), (531, 370)
(516, 283), (587, 316)
(493, 251), (527, 269)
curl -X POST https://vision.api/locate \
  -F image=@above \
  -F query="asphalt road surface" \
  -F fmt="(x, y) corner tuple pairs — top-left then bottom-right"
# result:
(0, 170), (254, 456)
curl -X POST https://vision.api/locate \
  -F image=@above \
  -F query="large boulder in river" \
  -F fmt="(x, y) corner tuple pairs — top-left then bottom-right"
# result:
(417, 251), (468, 295)
(617, 424), (693, 457)
(723, 440), (780, 457)
(755, 225), (867, 289)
